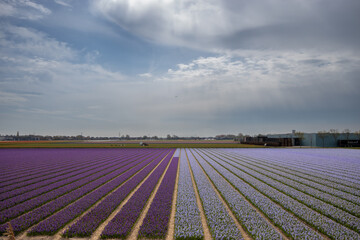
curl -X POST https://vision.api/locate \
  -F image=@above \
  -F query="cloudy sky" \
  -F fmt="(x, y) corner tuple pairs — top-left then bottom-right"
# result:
(1, 0), (359, 137)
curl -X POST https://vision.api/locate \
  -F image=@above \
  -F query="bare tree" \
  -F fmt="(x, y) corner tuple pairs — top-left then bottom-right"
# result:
(343, 129), (351, 139)
(329, 129), (340, 147)
(343, 129), (351, 147)
(237, 133), (244, 143)
(354, 130), (360, 140)
(317, 131), (328, 147)
(294, 131), (304, 147)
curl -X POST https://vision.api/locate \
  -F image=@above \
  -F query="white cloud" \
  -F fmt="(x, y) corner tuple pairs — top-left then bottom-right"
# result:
(92, 0), (236, 49)
(84, 50), (100, 63)
(16, 108), (68, 115)
(1, 25), (76, 61)
(138, 73), (152, 78)
(22, 0), (51, 15)
(0, 23), (124, 116)
(0, 91), (27, 106)
(0, 2), (16, 17)
(159, 51), (360, 112)
(54, 0), (72, 8)
(0, 0), (51, 20)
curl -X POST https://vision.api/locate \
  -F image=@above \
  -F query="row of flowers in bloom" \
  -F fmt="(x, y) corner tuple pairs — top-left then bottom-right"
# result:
(138, 156), (179, 239)
(0, 150), (168, 235)
(225, 148), (360, 191)
(191, 149), (282, 239)
(174, 149), (204, 240)
(216, 151), (360, 221)
(0, 153), (142, 210)
(0, 149), (94, 183)
(0, 154), (140, 223)
(205, 149), (359, 239)
(187, 149), (243, 240)
(63, 150), (173, 238)
(0, 148), (359, 239)
(218, 149), (360, 207)
(27, 150), (166, 236)
(99, 151), (174, 239)
(0, 150), (145, 200)
(200, 149), (322, 239)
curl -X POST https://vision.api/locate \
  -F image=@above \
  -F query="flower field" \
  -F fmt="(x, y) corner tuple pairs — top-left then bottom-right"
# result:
(0, 148), (359, 239)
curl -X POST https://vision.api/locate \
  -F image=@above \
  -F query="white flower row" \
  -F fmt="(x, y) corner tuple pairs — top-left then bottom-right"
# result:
(186, 149), (243, 240)
(215, 152), (360, 234)
(222, 150), (360, 206)
(228, 149), (360, 186)
(220, 152), (360, 215)
(208, 151), (360, 239)
(197, 150), (322, 239)
(191, 149), (282, 239)
(174, 149), (204, 240)
(226, 148), (360, 177)
(221, 149), (360, 195)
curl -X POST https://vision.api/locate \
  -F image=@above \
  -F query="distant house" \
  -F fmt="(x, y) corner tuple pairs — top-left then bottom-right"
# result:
(139, 142), (148, 146)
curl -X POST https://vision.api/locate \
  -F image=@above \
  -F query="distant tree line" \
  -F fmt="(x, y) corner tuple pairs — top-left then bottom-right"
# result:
(1, 129), (359, 144)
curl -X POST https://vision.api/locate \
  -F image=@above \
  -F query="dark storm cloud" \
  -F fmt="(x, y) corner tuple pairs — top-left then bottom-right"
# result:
(93, 0), (360, 52)
(219, 0), (360, 51)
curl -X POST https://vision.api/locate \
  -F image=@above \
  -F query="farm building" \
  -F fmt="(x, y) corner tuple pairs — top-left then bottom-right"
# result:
(268, 130), (360, 147)
(243, 136), (295, 146)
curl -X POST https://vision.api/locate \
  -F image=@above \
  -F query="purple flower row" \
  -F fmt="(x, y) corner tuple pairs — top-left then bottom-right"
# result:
(99, 151), (174, 239)
(138, 156), (179, 239)
(0, 149), (107, 184)
(0, 152), (142, 206)
(0, 150), (148, 205)
(0, 149), (143, 191)
(27, 150), (166, 236)
(0, 149), (82, 181)
(0, 149), (145, 186)
(0, 150), (163, 235)
(63, 149), (174, 238)
(0, 153), (144, 224)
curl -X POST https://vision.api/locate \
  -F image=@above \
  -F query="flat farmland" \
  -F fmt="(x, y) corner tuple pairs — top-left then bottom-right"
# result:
(0, 140), (261, 149)
(0, 148), (359, 239)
